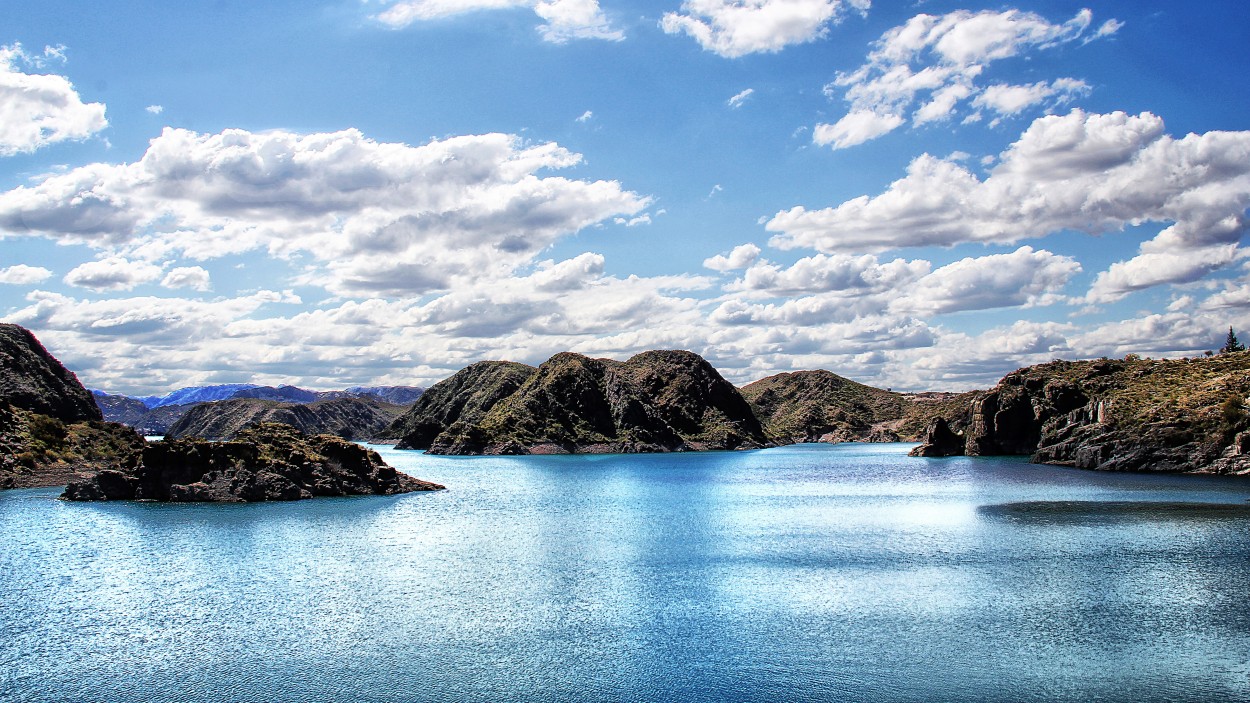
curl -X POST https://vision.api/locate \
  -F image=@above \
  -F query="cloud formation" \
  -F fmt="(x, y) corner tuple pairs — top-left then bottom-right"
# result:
(771, 110), (1250, 300)
(661, 0), (870, 58)
(375, 0), (622, 42)
(0, 264), (52, 285)
(0, 43), (107, 156)
(0, 126), (649, 298)
(816, 8), (1115, 149)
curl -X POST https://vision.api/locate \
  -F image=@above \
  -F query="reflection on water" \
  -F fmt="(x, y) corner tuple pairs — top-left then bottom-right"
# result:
(2, 443), (1249, 702)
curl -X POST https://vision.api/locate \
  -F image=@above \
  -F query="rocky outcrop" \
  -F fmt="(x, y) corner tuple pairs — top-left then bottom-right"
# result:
(0, 323), (101, 422)
(62, 423), (444, 502)
(165, 397), (407, 441)
(397, 351), (771, 455)
(389, 361), (538, 449)
(908, 418), (965, 457)
(912, 354), (1250, 475)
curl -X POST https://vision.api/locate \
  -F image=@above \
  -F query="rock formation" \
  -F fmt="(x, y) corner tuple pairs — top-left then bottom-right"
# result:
(165, 396), (406, 441)
(909, 354), (1250, 475)
(394, 351), (771, 454)
(63, 423), (443, 502)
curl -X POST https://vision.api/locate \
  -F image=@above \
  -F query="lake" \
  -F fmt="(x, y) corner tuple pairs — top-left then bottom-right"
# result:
(2, 443), (1249, 702)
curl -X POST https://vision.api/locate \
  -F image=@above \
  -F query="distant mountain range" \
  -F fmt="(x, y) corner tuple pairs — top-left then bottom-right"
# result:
(91, 384), (424, 435)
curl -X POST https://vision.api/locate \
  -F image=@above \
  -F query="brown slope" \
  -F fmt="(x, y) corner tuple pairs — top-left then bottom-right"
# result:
(166, 396), (406, 441)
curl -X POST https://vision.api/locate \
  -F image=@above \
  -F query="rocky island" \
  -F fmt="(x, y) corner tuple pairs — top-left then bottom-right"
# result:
(63, 422), (443, 502)
(0, 323), (443, 500)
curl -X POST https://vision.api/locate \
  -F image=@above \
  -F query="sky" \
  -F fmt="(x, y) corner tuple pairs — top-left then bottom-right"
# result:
(3, 1), (1250, 395)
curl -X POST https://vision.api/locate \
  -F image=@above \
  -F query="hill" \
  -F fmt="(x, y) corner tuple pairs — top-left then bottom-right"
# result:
(393, 351), (770, 454)
(165, 397), (407, 441)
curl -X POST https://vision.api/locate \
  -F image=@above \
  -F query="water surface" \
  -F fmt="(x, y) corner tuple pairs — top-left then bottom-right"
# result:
(3, 443), (1249, 702)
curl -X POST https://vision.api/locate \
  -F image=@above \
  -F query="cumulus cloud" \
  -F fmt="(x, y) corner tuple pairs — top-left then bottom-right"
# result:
(661, 0), (870, 59)
(0, 126), (649, 298)
(375, 0), (622, 42)
(816, 8), (1109, 149)
(770, 110), (1250, 299)
(161, 266), (212, 292)
(726, 251), (928, 295)
(63, 257), (163, 292)
(0, 43), (107, 156)
(891, 246), (1079, 315)
(812, 109), (903, 149)
(703, 243), (761, 271)
(0, 264), (52, 284)
(145, 105), (163, 115)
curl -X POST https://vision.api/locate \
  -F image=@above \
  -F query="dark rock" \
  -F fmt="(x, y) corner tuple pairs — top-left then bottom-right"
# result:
(908, 418), (965, 457)
(62, 423), (444, 502)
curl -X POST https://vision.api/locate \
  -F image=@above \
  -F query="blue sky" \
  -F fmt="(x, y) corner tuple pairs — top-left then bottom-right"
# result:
(3, 0), (1250, 395)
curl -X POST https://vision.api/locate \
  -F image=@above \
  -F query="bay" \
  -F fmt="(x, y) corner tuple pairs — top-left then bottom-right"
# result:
(2, 443), (1249, 702)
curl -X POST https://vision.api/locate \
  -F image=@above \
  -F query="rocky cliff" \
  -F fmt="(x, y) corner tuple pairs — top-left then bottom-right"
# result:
(165, 397), (406, 441)
(63, 423), (444, 502)
(909, 354), (1250, 475)
(395, 351), (771, 454)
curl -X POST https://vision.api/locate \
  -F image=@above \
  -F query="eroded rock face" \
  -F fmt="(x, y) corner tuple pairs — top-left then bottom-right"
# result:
(400, 350), (771, 455)
(917, 355), (1250, 475)
(63, 423), (444, 502)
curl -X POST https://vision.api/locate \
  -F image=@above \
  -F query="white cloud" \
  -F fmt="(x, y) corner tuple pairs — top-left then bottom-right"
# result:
(892, 246), (1079, 315)
(0, 43), (107, 156)
(0, 264), (52, 284)
(534, 0), (623, 42)
(703, 243), (761, 271)
(726, 251), (927, 295)
(0, 126), (649, 298)
(145, 105), (163, 115)
(576, 110), (593, 122)
(375, 0), (622, 42)
(727, 88), (755, 109)
(770, 110), (1250, 299)
(63, 257), (163, 292)
(816, 8), (1111, 148)
(161, 266), (212, 292)
(661, 0), (869, 59)
(973, 79), (1089, 120)
(813, 109), (903, 149)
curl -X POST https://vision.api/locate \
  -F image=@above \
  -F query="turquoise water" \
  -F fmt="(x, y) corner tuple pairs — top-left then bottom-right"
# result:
(3, 443), (1250, 702)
